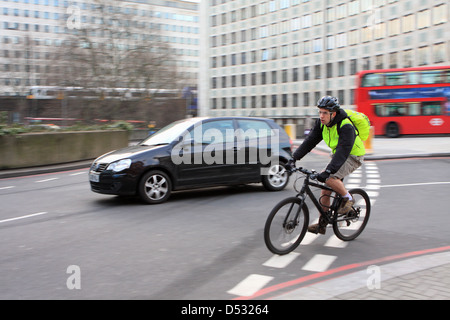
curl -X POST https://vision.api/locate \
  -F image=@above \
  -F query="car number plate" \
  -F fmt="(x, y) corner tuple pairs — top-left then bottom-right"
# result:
(89, 172), (100, 182)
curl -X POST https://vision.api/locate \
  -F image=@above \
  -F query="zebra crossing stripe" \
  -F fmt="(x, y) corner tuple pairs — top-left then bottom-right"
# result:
(263, 252), (301, 268)
(227, 274), (274, 297)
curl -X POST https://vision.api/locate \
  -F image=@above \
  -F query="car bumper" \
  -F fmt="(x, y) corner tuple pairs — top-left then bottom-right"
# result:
(89, 171), (137, 195)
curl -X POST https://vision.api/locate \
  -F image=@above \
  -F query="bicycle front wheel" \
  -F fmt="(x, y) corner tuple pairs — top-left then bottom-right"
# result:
(333, 188), (371, 241)
(264, 197), (309, 255)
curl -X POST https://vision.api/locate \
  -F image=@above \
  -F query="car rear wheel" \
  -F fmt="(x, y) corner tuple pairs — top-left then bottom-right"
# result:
(262, 162), (289, 191)
(138, 170), (172, 204)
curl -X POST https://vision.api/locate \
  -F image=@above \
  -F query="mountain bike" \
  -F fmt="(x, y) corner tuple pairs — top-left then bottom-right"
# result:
(264, 167), (371, 255)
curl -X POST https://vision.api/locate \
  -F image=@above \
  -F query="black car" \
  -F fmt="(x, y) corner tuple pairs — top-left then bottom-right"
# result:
(89, 116), (293, 204)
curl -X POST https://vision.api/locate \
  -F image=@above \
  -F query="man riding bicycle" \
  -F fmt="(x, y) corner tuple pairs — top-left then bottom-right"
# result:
(290, 96), (365, 235)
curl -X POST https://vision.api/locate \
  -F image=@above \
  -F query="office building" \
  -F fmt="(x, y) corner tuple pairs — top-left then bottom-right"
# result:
(199, 0), (449, 131)
(0, 0), (199, 96)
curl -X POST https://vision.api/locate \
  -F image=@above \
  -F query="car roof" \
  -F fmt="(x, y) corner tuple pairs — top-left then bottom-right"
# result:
(183, 116), (274, 123)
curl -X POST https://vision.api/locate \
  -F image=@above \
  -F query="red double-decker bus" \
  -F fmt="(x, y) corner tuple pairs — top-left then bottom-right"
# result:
(355, 66), (450, 137)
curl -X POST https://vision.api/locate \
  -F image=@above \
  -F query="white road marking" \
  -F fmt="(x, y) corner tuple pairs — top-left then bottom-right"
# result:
(69, 172), (86, 176)
(380, 181), (450, 188)
(227, 274), (274, 297)
(0, 186), (15, 190)
(300, 232), (320, 245)
(263, 252), (301, 268)
(35, 178), (59, 183)
(302, 254), (337, 272)
(324, 235), (348, 248)
(0, 212), (48, 224)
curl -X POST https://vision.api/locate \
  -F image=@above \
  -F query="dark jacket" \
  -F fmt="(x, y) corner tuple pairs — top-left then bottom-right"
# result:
(293, 110), (356, 174)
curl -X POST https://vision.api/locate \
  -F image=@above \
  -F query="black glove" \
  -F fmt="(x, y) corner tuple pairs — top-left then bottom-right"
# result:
(285, 159), (296, 173)
(317, 170), (331, 183)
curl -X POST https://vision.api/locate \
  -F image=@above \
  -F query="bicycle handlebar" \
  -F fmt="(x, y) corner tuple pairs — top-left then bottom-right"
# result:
(288, 166), (319, 180)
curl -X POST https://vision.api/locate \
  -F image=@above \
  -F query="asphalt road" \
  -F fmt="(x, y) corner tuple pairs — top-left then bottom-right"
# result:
(0, 153), (449, 300)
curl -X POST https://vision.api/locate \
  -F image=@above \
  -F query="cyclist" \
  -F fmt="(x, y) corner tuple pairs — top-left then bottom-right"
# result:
(290, 96), (365, 235)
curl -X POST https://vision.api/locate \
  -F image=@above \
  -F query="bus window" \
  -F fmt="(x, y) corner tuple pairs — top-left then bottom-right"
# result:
(374, 104), (385, 116)
(421, 71), (443, 84)
(405, 72), (419, 84)
(375, 104), (408, 116)
(362, 73), (383, 87)
(422, 102), (442, 115)
(409, 103), (421, 116)
(385, 73), (406, 86)
(445, 70), (450, 83)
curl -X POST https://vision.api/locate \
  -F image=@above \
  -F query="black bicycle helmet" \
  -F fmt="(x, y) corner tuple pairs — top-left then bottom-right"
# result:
(317, 96), (340, 112)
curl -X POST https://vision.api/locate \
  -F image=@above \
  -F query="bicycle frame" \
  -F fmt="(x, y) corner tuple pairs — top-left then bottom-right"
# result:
(292, 168), (342, 225)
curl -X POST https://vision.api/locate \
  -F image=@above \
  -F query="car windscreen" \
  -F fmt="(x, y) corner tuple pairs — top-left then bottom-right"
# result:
(139, 120), (196, 146)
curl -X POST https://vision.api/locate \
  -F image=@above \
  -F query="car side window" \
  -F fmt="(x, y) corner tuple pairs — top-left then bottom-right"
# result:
(189, 120), (235, 144)
(236, 120), (274, 140)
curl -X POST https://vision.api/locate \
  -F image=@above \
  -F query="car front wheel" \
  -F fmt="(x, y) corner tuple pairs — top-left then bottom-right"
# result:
(138, 170), (172, 204)
(262, 162), (289, 191)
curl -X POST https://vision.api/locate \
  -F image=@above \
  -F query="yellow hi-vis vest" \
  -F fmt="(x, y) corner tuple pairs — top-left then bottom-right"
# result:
(322, 118), (365, 156)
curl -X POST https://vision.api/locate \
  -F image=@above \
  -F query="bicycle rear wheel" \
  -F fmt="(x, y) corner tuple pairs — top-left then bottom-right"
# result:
(264, 197), (309, 255)
(333, 188), (371, 241)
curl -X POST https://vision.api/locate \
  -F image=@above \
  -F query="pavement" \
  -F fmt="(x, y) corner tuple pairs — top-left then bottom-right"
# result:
(1, 135), (450, 300)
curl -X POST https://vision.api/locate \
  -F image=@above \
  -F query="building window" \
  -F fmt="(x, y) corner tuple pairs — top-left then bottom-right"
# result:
(303, 92), (310, 107)
(433, 4), (448, 25)
(433, 43), (445, 63)
(338, 61), (345, 77)
(389, 52), (397, 68)
(375, 54), (383, 69)
(271, 94), (277, 108)
(418, 46), (428, 65)
(403, 49), (413, 68)
(374, 22), (386, 39)
(314, 65), (321, 79)
(282, 69), (288, 83)
(293, 68), (299, 81)
(361, 26), (372, 42)
(326, 63), (333, 78)
(388, 18), (400, 36)
(402, 14), (414, 33)
(251, 73), (257, 85)
(261, 95), (267, 108)
(338, 90), (344, 106)
(417, 9), (431, 29)
(313, 38), (322, 52)
(350, 59), (357, 75)
(282, 94), (288, 107)
(271, 71), (277, 84)
(293, 93), (299, 107)
(303, 66), (310, 81)
(261, 72), (267, 85)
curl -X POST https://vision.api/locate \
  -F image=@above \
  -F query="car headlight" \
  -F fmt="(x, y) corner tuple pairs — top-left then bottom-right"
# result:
(107, 159), (132, 172)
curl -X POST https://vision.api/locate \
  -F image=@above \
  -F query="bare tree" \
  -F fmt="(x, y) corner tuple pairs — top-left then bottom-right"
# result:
(61, 0), (181, 90)
(52, 0), (186, 120)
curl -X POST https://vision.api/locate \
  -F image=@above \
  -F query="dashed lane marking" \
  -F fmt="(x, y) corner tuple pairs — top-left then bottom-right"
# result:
(35, 178), (59, 183)
(301, 254), (337, 272)
(227, 274), (274, 297)
(0, 212), (48, 224)
(263, 252), (301, 269)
